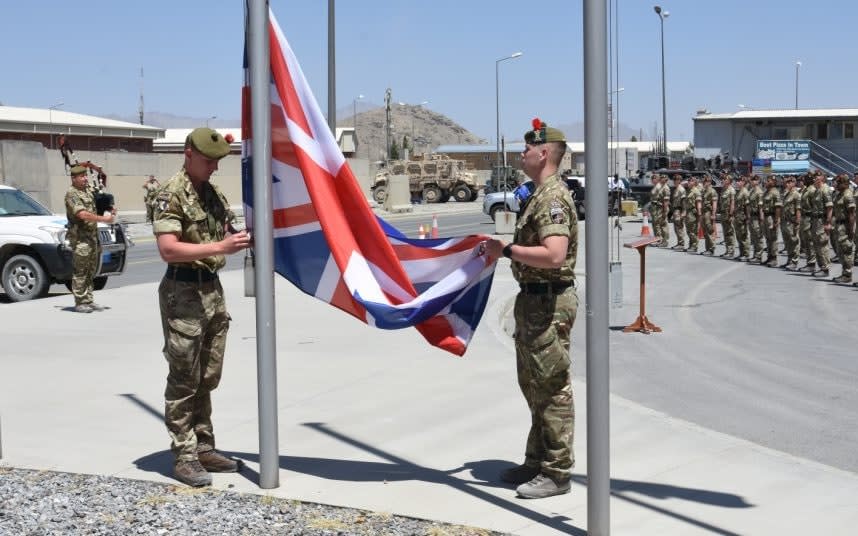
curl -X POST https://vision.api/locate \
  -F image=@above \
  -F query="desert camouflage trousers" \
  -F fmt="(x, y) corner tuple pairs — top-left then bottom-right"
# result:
(71, 238), (97, 306)
(721, 216), (735, 255)
(650, 205), (662, 242)
(749, 218), (764, 260)
(782, 220), (800, 265)
(764, 216), (779, 261)
(672, 212), (686, 248)
(812, 219), (831, 270)
(833, 224), (854, 275)
(159, 276), (230, 462)
(657, 212), (670, 245)
(734, 218), (749, 257)
(701, 212), (716, 252)
(800, 219), (815, 265)
(685, 212), (700, 251)
(514, 287), (577, 482)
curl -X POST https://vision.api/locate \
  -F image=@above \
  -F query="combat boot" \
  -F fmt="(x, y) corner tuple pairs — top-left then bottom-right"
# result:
(516, 474), (571, 499)
(197, 447), (240, 473)
(813, 268), (830, 277)
(74, 304), (94, 313)
(833, 274), (852, 284)
(500, 464), (540, 485)
(765, 259), (779, 268)
(785, 263), (798, 271)
(174, 460), (212, 487)
(701, 250), (715, 257)
(748, 258), (762, 265)
(798, 264), (816, 273)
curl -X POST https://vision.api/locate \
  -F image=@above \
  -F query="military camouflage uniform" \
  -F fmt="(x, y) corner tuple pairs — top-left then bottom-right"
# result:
(143, 180), (161, 223)
(719, 183), (736, 257)
(781, 186), (801, 267)
(748, 183), (765, 262)
(733, 183), (750, 259)
(649, 181), (664, 245)
(671, 182), (686, 249)
(657, 180), (671, 245)
(762, 184), (782, 265)
(153, 168), (236, 463)
(812, 184), (833, 273)
(831, 184), (856, 281)
(800, 183), (817, 268)
(64, 184), (98, 306)
(511, 173), (577, 484)
(685, 184), (702, 253)
(701, 183), (718, 254)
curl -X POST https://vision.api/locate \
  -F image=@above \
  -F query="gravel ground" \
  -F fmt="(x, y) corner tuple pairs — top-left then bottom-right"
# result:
(0, 467), (510, 536)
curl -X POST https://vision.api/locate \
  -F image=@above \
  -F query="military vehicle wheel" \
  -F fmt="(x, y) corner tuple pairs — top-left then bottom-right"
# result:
(372, 185), (388, 204)
(422, 186), (442, 204)
(2, 254), (49, 302)
(489, 205), (505, 222)
(470, 190), (479, 201)
(452, 185), (472, 203)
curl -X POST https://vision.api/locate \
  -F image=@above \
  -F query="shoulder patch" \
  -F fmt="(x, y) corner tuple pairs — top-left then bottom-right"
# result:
(156, 191), (171, 212)
(549, 200), (566, 224)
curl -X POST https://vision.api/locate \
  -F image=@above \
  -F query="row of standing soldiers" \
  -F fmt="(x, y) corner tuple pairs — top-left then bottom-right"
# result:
(647, 170), (857, 285)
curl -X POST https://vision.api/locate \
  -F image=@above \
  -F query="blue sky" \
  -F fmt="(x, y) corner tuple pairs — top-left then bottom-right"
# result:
(2, 1), (857, 143)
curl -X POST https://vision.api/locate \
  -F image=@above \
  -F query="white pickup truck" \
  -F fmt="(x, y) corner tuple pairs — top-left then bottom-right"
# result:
(0, 184), (131, 301)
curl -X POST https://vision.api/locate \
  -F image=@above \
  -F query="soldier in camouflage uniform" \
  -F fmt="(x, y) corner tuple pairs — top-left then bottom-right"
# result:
(153, 128), (250, 487)
(761, 175), (782, 267)
(485, 120), (576, 500)
(657, 174), (671, 246)
(812, 173), (833, 277)
(748, 175), (765, 264)
(798, 175), (817, 272)
(649, 175), (664, 245)
(700, 175), (718, 255)
(685, 177), (702, 253)
(718, 175), (736, 257)
(64, 165), (116, 313)
(779, 176), (801, 270)
(830, 174), (856, 283)
(670, 176), (686, 250)
(733, 175), (750, 261)
(143, 175), (161, 223)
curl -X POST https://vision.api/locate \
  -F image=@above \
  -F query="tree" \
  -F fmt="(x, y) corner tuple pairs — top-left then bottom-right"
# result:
(402, 135), (411, 151)
(390, 138), (400, 160)
(630, 135), (638, 142)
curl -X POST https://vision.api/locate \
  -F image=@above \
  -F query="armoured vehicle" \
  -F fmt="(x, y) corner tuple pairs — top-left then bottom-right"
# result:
(484, 165), (525, 194)
(371, 154), (480, 204)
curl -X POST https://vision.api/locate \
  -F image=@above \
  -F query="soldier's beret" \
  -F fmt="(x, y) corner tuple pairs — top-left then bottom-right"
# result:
(835, 174), (849, 184)
(70, 165), (87, 176)
(186, 127), (232, 159)
(524, 118), (566, 144)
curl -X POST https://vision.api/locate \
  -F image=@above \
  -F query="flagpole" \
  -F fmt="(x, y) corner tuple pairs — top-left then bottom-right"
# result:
(248, 0), (280, 489)
(327, 0), (336, 135)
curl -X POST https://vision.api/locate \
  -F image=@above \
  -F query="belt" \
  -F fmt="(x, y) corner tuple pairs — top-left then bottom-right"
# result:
(763, 211), (774, 216)
(519, 281), (574, 295)
(165, 265), (219, 283)
(836, 219), (848, 225)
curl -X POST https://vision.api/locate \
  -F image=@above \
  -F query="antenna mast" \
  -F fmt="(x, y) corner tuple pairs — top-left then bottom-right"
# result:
(138, 67), (145, 125)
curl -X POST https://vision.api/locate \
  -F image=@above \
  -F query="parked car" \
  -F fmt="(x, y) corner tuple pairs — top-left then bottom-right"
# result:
(483, 178), (586, 221)
(0, 184), (131, 301)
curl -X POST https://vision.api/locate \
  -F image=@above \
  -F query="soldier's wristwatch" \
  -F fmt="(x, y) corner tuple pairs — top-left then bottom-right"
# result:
(502, 244), (513, 258)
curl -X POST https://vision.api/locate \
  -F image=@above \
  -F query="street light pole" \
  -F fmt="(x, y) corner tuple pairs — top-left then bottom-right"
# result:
(206, 115), (217, 127)
(495, 52), (522, 191)
(795, 61), (801, 110)
(654, 6), (669, 162)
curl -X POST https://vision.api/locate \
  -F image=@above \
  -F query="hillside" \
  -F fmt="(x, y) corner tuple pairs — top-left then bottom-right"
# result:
(337, 104), (485, 162)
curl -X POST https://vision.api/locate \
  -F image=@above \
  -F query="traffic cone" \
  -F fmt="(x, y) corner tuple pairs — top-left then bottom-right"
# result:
(698, 225), (705, 239)
(640, 211), (652, 237)
(418, 225), (426, 239)
(431, 214), (439, 238)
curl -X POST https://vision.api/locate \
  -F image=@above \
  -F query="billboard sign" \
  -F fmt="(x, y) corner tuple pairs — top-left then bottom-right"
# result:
(755, 140), (810, 174)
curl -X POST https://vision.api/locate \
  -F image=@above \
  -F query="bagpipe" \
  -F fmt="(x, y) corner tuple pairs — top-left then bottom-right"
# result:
(59, 136), (114, 214)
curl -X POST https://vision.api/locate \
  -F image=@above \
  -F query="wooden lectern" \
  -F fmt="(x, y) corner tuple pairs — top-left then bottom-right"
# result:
(623, 236), (662, 334)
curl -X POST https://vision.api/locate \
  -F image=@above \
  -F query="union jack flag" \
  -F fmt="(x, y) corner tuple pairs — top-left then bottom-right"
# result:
(241, 10), (497, 356)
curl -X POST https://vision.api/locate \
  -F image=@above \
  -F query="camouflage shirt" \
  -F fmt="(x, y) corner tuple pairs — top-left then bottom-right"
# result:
(671, 184), (686, 211)
(762, 187), (782, 216)
(64, 185), (97, 243)
(749, 186), (764, 218)
(800, 185), (817, 215)
(702, 185), (717, 213)
(734, 186), (749, 220)
(832, 188), (856, 221)
(719, 185), (736, 217)
(512, 173), (578, 284)
(782, 189), (801, 222)
(811, 184), (833, 216)
(152, 168), (235, 273)
(687, 185), (702, 215)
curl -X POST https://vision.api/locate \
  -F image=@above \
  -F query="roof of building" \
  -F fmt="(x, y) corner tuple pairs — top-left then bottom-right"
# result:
(152, 126), (356, 151)
(693, 108), (858, 121)
(437, 141), (691, 153)
(0, 105), (164, 139)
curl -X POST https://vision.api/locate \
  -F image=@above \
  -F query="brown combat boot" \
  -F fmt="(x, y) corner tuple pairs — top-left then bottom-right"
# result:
(500, 464), (541, 485)
(197, 448), (240, 473)
(174, 460), (212, 487)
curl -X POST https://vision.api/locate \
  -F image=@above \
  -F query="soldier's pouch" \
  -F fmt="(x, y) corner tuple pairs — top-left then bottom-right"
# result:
(165, 317), (202, 364)
(528, 324), (570, 381)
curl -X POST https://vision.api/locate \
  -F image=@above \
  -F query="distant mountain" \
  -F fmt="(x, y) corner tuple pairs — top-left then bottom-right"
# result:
(337, 104), (486, 162)
(105, 111), (239, 129)
(555, 121), (646, 142)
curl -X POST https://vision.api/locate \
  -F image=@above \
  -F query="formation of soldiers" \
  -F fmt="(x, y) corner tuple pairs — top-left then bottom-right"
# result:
(647, 169), (857, 286)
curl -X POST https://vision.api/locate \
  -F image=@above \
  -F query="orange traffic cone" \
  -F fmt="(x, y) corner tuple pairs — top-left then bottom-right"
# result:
(418, 225), (426, 239)
(640, 211), (652, 237)
(431, 214), (440, 238)
(697, 225), (704, 239)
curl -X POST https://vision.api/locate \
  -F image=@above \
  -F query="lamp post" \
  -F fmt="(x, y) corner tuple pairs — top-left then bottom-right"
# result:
(609, 87), (625, 178)
(654, 6), (669, 161)
(495, 52), (522, 191)
(206, 115), (217, 127)
(795, 61), (801, 109)
(48, 102), (64, 150)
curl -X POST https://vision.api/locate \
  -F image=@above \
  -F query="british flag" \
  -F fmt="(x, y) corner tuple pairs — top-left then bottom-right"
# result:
(241, 10), (497, 356)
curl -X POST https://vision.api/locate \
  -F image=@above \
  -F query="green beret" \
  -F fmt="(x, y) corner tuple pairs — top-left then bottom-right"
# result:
(524, 118), (566, 144)
(187, 127), (231, 159)
(70, 165), (88, 176)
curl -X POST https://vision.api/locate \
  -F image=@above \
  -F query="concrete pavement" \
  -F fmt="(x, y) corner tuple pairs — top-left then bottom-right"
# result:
(1, 223), (857, 535)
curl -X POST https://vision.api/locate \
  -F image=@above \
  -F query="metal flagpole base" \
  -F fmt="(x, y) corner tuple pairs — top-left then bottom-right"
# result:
(623, 314), (661, 334)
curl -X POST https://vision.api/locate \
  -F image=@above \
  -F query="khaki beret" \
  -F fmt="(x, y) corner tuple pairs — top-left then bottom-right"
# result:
(524, 118), (566, 144)
(186, 127), (231, 159)
(70, 165), (88, 176)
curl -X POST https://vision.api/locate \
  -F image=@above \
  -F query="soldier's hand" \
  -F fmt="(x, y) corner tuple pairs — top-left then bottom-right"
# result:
(222, 229), (251, 254)
(102, 213), (116, 224)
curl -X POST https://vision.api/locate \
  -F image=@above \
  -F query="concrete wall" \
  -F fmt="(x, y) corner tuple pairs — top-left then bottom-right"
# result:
(1, 142), (373, 219)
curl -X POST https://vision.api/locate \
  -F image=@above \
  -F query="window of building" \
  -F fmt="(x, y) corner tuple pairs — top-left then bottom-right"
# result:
(817, 122), (828, 140)
(844, 122), (854, 139)
(773, 128), (788, 139)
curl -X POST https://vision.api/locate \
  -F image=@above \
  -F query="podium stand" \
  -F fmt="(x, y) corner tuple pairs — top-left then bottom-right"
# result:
(623, 236), (662, 334)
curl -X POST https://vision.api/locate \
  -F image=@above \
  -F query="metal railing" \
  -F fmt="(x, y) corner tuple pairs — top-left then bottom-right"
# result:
(809, 140), (856, 176)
